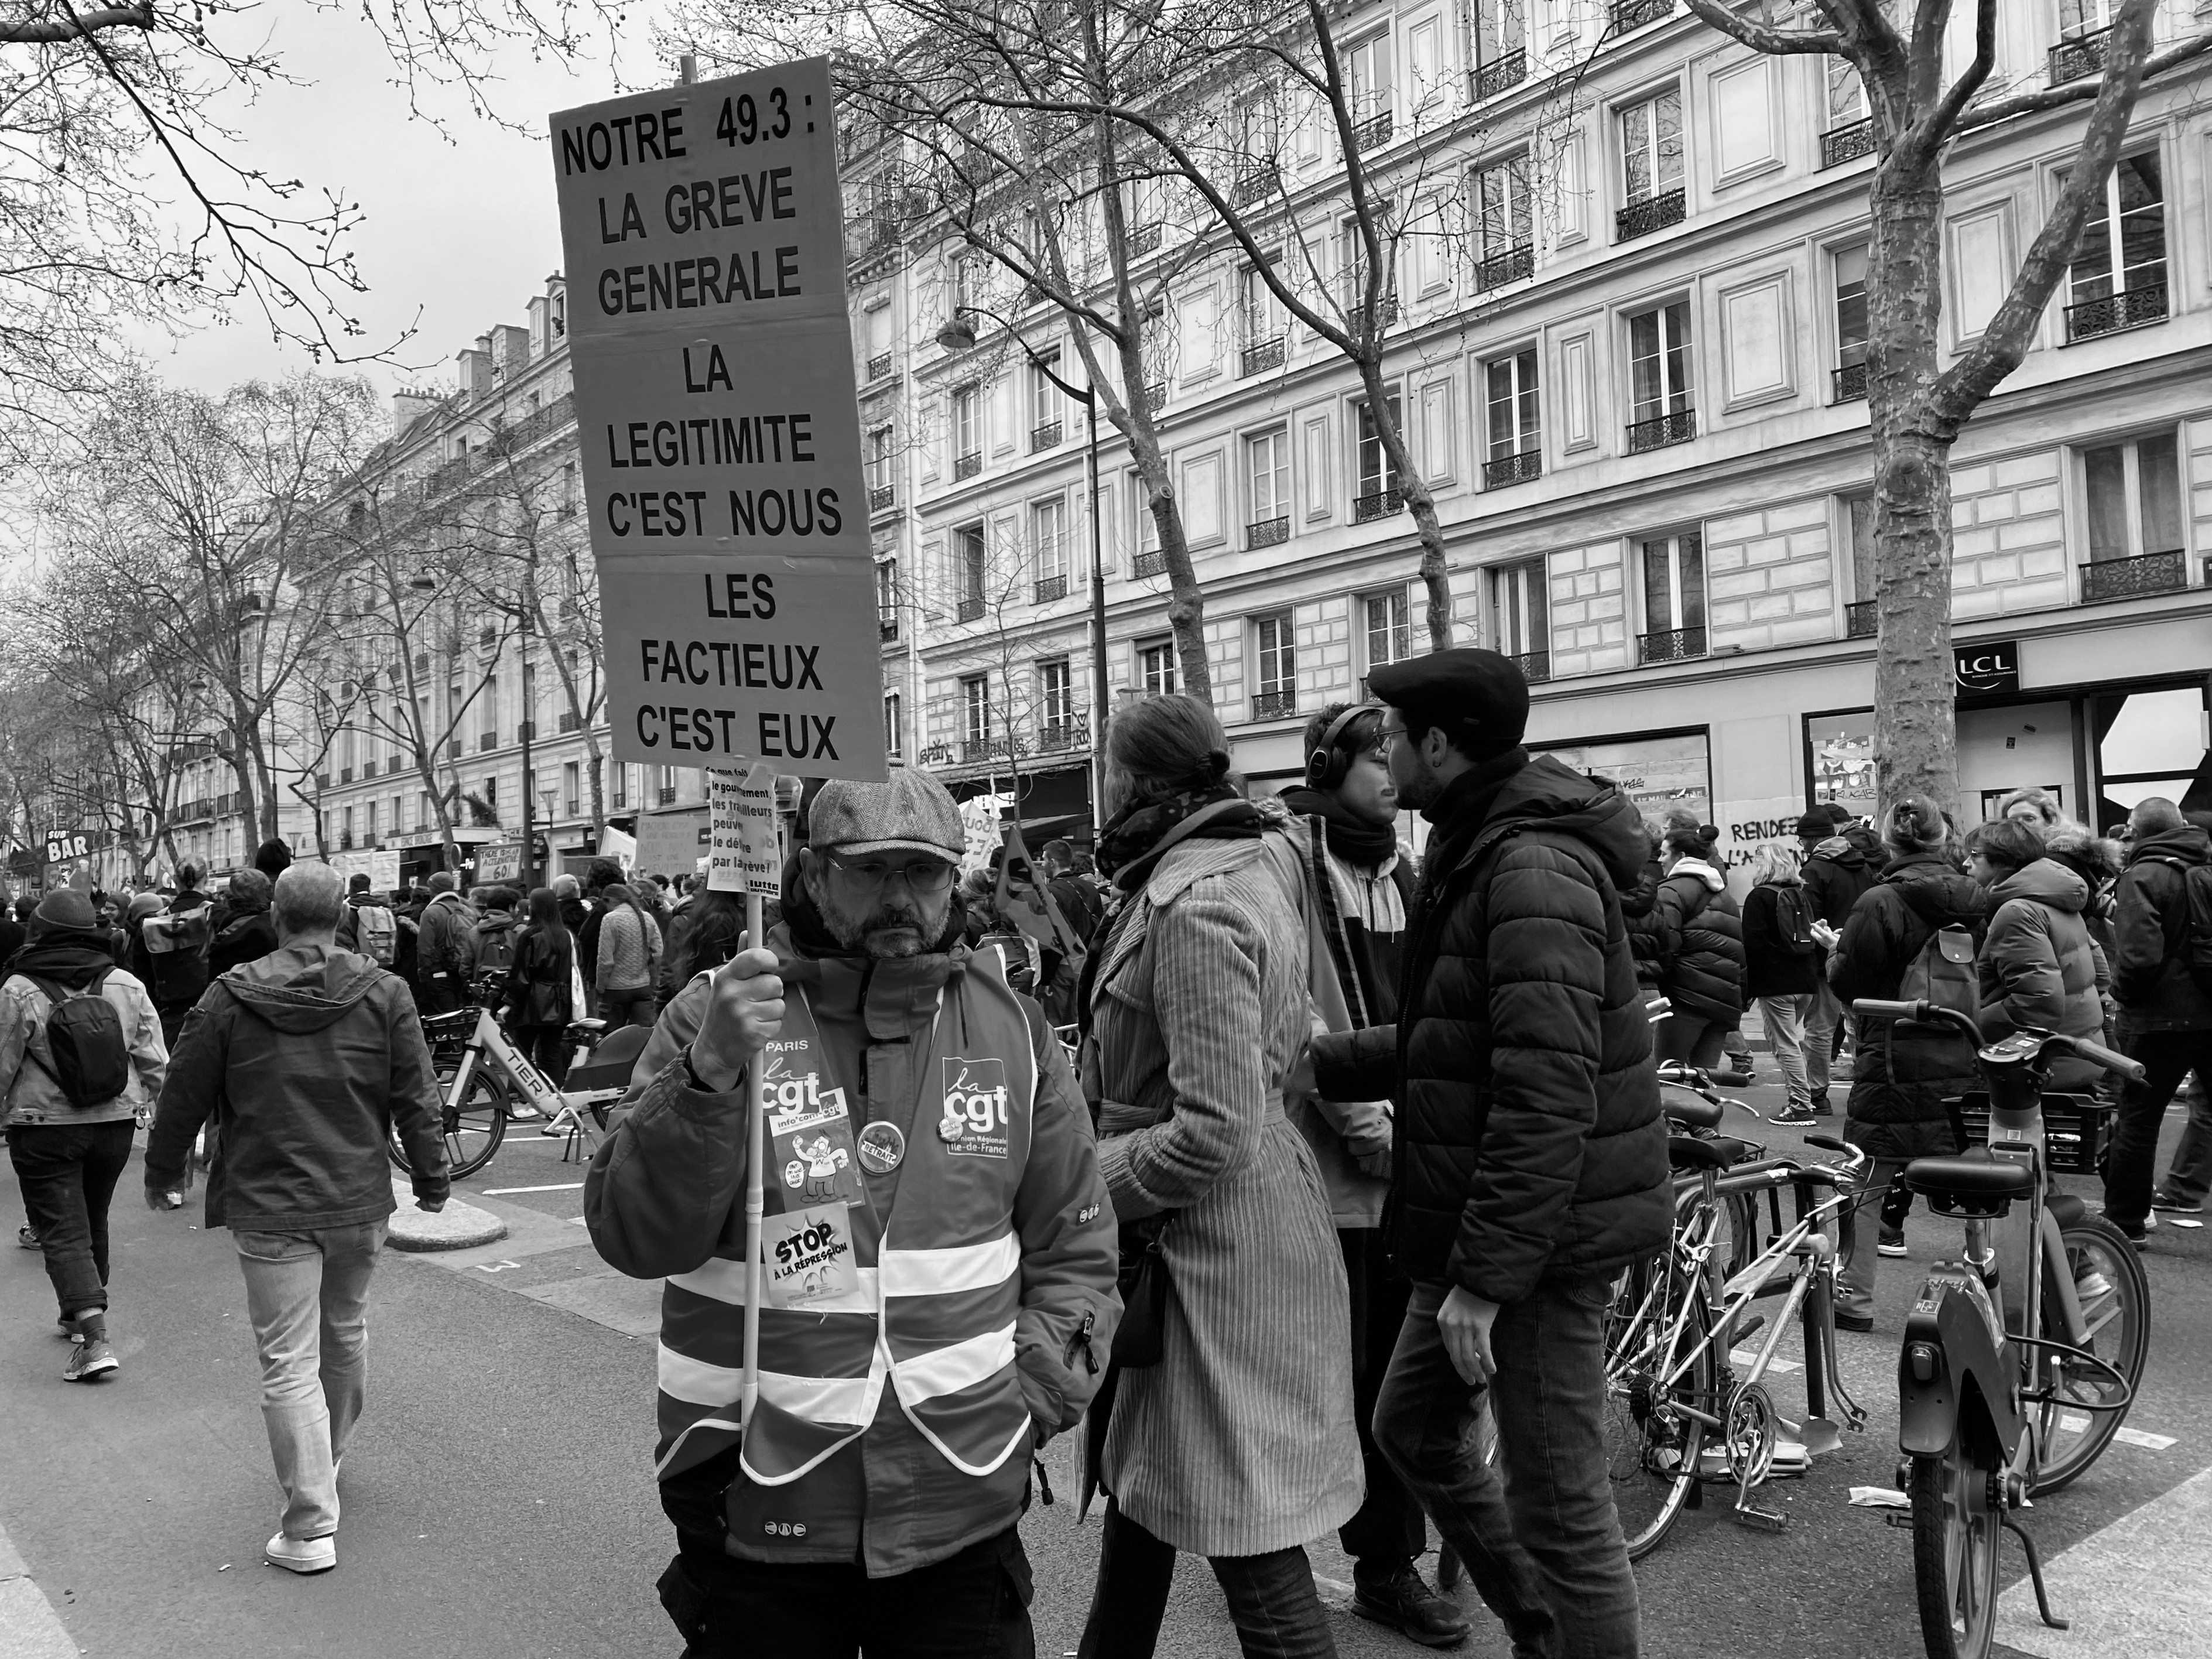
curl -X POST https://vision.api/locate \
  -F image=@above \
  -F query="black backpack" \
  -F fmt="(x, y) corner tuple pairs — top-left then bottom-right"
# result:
(23, 972), (133, 1109)
(1772, 885), (1818, 956)
(2146, 857), (2212, 996)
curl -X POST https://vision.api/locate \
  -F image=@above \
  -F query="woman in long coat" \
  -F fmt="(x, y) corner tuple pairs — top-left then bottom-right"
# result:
(1078, 695), (1360, 1659)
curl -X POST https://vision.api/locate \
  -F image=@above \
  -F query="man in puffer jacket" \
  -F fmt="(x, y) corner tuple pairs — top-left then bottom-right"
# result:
(1966, 819), (2108, 1087)
(1650, 823), (1746, 1072)
(1800, 807), (1878, 1075)
(1311, 649), (1667, 1659)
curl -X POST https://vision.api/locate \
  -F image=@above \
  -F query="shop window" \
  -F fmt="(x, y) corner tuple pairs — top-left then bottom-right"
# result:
(2093, 683), (2212, 826)
(1806, 710), (1878, 822)
(1532, 728), (1711, 823)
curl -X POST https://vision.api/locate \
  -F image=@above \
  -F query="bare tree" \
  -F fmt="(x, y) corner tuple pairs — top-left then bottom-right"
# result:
(1682, 0), (2211, 808)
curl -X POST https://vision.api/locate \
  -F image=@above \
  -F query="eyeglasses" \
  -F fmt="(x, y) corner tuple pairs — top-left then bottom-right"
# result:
(822, 850), (956, 893)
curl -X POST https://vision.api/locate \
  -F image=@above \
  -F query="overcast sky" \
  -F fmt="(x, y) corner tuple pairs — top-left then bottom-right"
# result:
(136, 8), (656, 397)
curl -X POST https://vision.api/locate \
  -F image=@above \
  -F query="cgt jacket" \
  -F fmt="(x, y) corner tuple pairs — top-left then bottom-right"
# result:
(2109, 825), (2212, 1032)
(1312, 752), (1670, 1305)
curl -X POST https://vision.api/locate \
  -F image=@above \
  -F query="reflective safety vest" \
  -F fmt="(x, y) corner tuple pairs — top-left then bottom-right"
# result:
(652, 947), (1040, 1509)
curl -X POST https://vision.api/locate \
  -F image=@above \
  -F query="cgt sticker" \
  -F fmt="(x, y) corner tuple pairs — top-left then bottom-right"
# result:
(938, 1057), (1013, 1158)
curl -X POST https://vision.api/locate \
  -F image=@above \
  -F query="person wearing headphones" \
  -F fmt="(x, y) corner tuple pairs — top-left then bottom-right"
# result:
(1279, 703), (1470, 1648)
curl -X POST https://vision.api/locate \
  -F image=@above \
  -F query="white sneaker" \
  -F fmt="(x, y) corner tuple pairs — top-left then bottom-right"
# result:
(265, 1531), (336, 1575)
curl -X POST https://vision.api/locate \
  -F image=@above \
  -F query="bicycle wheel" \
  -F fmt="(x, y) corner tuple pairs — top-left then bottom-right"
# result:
(2030, 1211), (2151, 1495)
(388, 1066), (509, 1181)
(1909, 1449), (2001, 1659)
(1601, 1254), (1713, 1559)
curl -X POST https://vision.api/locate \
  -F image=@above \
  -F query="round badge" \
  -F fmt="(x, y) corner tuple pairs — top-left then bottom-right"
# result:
(857, 1120), (907, 1175)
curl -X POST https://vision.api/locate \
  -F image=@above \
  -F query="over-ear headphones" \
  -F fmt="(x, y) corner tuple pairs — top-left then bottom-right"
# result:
(1304, 702), (1383, 792)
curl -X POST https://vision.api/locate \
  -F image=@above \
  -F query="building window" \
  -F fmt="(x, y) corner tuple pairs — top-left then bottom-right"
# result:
(1617, 87), (1686, 239)
(612, 762), (628, 809)
(1833, 245), (1870, 402)
(1489, 560), (1549, 677)
(2064, 152), (2166, 341)
(1253, 614), (1296, 719)
(1030, 496), (1068, 598)
(865, 424), (894, 500)
(1130, 473), (1161, 570)
(1842, 492), (1879, 637)
(1138, 638), (1177, 696)
(952, 384), (981, 472)
(1247, 427), (1290, 544)
(885, 692), (903, 758)
(1640, 532), (1707, 659)
(1037, 658), (1074, 735)
(1239, 262), (1285, 373)
(1363, 589), (1412, 677)
(486, 774), (500, 808)
(1627, 300), (1695, 450)
(961, 674), (992, 746)
(560, 460), (578, 516)
(2081, 432), (2184, 597)
(951, 255), (981, 321)
(1028, 350), (1064, 448)
(560, 760), (579, 817)
(1354, 394), (1403, 519)
(877, 557), (899, 634)
(1473, 0), (1527, 97)
(1484, 348), (1541, 485)
(954, 522), (987, 618)
(1343, 31), (1392, 141)
(1473, 155), (1533, 288)
(657, 765), (675, 805)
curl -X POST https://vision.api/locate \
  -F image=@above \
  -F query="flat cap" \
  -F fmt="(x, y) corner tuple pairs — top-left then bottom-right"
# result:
(809, 767), (964, 861)
(1367, 648), (1530, 748)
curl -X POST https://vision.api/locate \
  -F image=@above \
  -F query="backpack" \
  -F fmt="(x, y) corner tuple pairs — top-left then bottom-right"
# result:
(1896, 902), (1980, 1017)
(1772, 885), (1818, 956)
(354, 902), (398, 966)
(2146, 858), (2212, 995)
(22, 972), (133, 1109)
(143, 908), (211, 1010)
(474, 923), (519, 978)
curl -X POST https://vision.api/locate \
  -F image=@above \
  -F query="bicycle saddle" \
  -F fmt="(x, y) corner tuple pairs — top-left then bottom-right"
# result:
(1662, 1096), (1724, 1131)
(1903, 1154), (2032, 1200)
(1667, 1134), (1754, 1172)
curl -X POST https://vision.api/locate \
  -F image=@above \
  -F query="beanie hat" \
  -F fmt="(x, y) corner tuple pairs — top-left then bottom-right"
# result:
(127, 893), (166, 922)
(29, 890), (98, 938)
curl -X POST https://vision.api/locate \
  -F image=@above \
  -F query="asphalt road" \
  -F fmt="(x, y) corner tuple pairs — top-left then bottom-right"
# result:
(4, 1070), (2208, 1659)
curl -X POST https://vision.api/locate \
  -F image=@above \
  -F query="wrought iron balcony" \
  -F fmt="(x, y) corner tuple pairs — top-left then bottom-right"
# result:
(1036, 713), (1087, 754)
(1247, 515), (1290, 549)
(1033, 574), (1068, 604)
(1142, 380), (1167, 411)
(1030, 419), (1064, 453)
(1232, 167), (1279, 207)
(1833, 361), (1868, 403)
(361, 760), (377, 780)
(1639, 625), (1707, 665)
(340, 766), (353, 783)
(1475, 245), (1534, 292)
(1251, 689), (1297, 722)
(1484, 449), (1542, 488)
(961, 735), (1028, 765)
(2081, 549), (2187, 603)
(1511, 651), (1550, 685)
(1473, 50), (1526, 100)
(1626, 409), (1696, 453)
(1132, 550), (1168, 580)
(957, 595), (985, 622)
(2063, 284), (2168, 344)
(1616, 189), (1686, 242)
(1372, 293), (1400, 327)
(1846, 601), (1878, 639)
(1821, 117), (1874, 169)
(1350, 110), (1393, 154)
(865, 352), (893, 381)
(1610, 0), (1672, 32)
(2049, 25), (2110, 87)
(869, 483), (896, 513)
(1353, 487), (1404, 524)
(558, 710), (580, 732)
(954, 450), (982, 480)
(1131, 223), (1162, 255)
(1242, 337), (1285, 376)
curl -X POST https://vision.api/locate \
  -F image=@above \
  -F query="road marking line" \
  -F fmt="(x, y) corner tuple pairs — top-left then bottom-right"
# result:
(1730, 1349), (1800, 1373)
(2053, 1415), (2178, 1450)
(1994, 1463), (2212, 1657)
(481, 1183), (587, 1195)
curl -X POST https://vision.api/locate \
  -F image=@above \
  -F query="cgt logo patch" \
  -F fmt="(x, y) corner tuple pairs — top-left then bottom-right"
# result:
(938, 1057), (1013, 1158)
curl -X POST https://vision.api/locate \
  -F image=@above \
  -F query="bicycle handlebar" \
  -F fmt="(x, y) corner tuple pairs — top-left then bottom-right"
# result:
(1852, 999), (2147, 1083)
(2072, 1036), (2148, 1085)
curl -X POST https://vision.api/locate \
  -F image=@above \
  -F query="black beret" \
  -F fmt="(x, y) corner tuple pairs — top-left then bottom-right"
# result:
(1367, 648), (1531, 748)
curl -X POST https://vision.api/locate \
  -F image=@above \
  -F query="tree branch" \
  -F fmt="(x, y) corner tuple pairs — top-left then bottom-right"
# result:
(1917, 0), (1996, 146)
(1680, 0), (1840, 55)
(0, 4), (152, 43)
(1958, 28), (2212, 132)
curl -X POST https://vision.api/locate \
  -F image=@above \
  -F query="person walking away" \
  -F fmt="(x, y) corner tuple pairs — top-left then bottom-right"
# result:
(1077, 695), (1360, 1659)
(1799, 809), (1875, 1106)
(1623, 820), (1666, 1002)
(1044, 837), (1105, 949)
(586, 768), (1116, 1657)
(252, 839), (294, 884)
(1744, 846), (1826, 1126)
(1966, 820), (2109, 1082)
(1650, 824), (1747, 1073)
(2101, 797), (2212, 1244)
(210, 870), (280, 977)
(1309, 649), (1668, 1658)
(1278, 701), (1467, 1648)
(574, 859), (621, 1017)
(0, 890), (168, 1380)
(594, 884), (663, 1029)
(333, 874), (400, 972)
(413, 873), (476, 1016)
(143, 863), (448, 1575)
(502, 887), (576, 1088)
(470, 887), (522, 993)
(1822, 796), (1987, 1325)
(140, 863), (215, 1047)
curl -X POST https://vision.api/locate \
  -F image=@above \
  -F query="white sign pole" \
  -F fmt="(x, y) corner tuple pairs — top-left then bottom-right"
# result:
(737, 796), (785, 1432)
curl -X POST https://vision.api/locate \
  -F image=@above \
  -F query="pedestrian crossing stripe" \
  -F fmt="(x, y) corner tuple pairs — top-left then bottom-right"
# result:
(2054, 1415), (2178, 1451)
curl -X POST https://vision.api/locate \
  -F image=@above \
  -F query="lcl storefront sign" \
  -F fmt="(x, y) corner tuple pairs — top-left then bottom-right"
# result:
(1954, 639), (2021, 697)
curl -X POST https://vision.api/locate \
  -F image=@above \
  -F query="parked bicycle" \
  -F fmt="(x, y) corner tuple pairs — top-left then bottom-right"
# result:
(1851, 1000), (2151, 1659)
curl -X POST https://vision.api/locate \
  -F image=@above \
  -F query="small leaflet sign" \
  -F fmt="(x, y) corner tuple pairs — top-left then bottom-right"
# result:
(707, 761), (783, 894)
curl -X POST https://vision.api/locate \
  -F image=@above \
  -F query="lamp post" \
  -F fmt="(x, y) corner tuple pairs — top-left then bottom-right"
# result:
(934, 306), (1112, 840)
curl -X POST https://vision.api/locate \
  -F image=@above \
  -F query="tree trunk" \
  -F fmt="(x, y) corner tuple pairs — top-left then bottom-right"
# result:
(1355, 354), (1454, 650)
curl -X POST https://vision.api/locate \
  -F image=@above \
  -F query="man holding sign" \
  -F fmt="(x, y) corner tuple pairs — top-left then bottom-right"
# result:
(585, 768), (1118, 1655)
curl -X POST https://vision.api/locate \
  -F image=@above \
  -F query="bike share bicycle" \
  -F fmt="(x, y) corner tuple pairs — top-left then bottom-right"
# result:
(1851, 999), (2151, 1659)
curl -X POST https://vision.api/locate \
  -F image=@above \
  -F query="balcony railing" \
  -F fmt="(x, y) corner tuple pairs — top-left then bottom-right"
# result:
(1640, 625), (1707, 665)
(954, 451), (982, 480)
(865, 351), (893, 381)
(1231, 166), (1279, 207)
(2081, 549), (2188, 603)
(1033, 574), (1068, 604)
(879, 614), (899, 642)
(1131, 223), (1162, 255)
(1610, 0), (1672, 32)
(1247, 515), (1290, 549)
(1627, 409), (1697, 453)
(1846, 601), (1878, 639)
(961, 736), (1028, 765)
(1484, 449), (1542, 488)
(1511, 651), (1551, 685)
(1821, 117), (1875, 169)
(361, 760), (377, 780)
(957, 595), (985, 622)
(1030, 419), (1064, 452)
(1132, 550), (1168, 580)
(869, 483), (896, 513)
(1475, 245), (1535, 292)
(340, 766), (353, 784)
(1142, 380), (1167, 410)
(559, 710), (580, 732)
(1833, 361), (1869, 403)
(479, 731), (498, 752)
(1473, 49), (1527, 100)
(2049, 25), (2110, 87)
(1616, 188), (1686, 242)
(1350, 110), (1394, 153)
(517, 721), (536, 743)
(1252, 689), (1297, 722)
(1353, 487), (1405, 524)
(2064, 283), (2168, 344)
(1242, 337), (1285, 376)
(1036, 713), (1087, 754)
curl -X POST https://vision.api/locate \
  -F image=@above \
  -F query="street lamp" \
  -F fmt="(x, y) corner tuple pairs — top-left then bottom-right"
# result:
(934, 305), (1112, 840)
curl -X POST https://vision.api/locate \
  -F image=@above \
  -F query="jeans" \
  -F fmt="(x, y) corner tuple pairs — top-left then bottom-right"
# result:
(2106, 1029), (2212, 1228)
(1837, 1157), (1909, 1319)
(1652, 1014), (1727, 1071)
(1759, 995), (1815, 1110)
(1803, 981), (1841, 1100)
(1373, 1277), (1639, 1659)
(2158, 1070), (2212, 1203)
(1336, 1229), (1424, 1576)
(1077, 1500), (1336, 1659)
(8, 1120), (136, 1319)
(600, 987), (657, 1029)
(234, 1221), (386, 1540)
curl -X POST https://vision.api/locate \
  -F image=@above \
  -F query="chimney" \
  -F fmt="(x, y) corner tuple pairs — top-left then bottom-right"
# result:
(391, 388), (439, 439)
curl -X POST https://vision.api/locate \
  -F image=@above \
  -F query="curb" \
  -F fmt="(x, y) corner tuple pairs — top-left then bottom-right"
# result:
(387, 1178), (509, 1253)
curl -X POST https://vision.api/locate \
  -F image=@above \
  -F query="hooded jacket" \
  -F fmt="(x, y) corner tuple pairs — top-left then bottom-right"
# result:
(1653, 857), (1746, 1023)
(144, 943), (449, 1227)
(0, 935), (167, 1126)
(1828, 852), (1989, 1158)
(1742, 875), (1822, 999)
(208, 894), (279, 978)
(1977, 860), (2108, 1080)
(1802, 836), (1878, 929)
(471, 908), (522, 977)
(2109, 825), (2212, 1031)
(1621, 853), (1664, 989)
(1312, 751), (1670, 1304)
(415, 891), (477, 980)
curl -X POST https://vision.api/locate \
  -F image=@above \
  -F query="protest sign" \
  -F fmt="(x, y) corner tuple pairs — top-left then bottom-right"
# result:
(707, 762), (784, 895)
